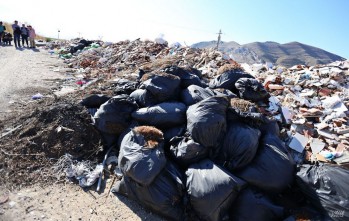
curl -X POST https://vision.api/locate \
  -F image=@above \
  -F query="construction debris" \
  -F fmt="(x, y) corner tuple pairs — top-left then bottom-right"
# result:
(1, 38), (348, 221)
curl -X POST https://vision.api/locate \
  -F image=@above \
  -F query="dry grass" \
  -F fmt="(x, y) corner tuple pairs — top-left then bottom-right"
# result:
(217, 63), (244, 75)
(133, 126), (164, 149)
(140, 72), (180, 82)
(230, 98), (255, 113)
(141, 57), (179, 72)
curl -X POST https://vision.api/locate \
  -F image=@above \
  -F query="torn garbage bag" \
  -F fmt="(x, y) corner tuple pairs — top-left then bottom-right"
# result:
(129, 89), (158, 107)
(236, 123), (295, 193)
(296, 164), (349, 221)
(169, 136), (209, 167)
(163, 65), (203, 88)
(209, 64), (254, 94)
(235, 78), (270, 103)
(229, 188), (285, 221)
(186, 159), (246, 221)
(80, 94), (111, 108)
(186, 96), (229, 148)
(163, 126), (186, 143)
(212, 88), (237, 99)
(214, 122), (261, 171)
(93, 95), (138, 135)
(228, 98), (267, 126)
(140, 72), (181, 102)
(181, 85), (215, 106)
(113, 162), (185, 221)
(112, 78), (138, 95)
(132, 102), (187, 128)
(118, 126), (166, 186)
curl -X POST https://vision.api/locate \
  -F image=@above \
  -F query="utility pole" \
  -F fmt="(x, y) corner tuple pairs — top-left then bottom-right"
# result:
(216, 29), (222, 50)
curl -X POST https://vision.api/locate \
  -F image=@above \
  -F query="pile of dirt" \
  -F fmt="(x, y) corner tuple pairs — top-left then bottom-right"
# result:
(0, 98), (101, 189)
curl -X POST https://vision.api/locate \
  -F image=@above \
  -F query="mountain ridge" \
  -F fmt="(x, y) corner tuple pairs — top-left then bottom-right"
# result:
(191, 40), (345, 67)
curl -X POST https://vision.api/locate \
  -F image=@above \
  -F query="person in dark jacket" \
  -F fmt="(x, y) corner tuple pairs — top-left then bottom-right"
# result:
(0, 21), (6, 45)
(20, 24), (29, 47)
(3, 32), (13, 46)
(12, 20), (21, 47)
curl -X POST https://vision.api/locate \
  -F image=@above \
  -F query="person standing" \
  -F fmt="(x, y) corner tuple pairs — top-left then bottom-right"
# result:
(0, 21), (6, 45)
(28, 25), (36, 48)
(12, 20), (22, 48)
(21, 24), (29, 47)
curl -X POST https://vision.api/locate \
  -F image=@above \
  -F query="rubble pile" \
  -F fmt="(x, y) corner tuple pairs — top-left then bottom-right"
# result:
(250, 61), (349, 165)
(49, 38), (231, 80)
(1, 38), (348, 220)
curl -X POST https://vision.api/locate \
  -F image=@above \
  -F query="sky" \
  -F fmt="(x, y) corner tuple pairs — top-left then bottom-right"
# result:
(1, 0), (348, 59)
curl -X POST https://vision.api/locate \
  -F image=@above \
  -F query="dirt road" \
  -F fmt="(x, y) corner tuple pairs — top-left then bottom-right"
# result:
(0, 46), (163, 221)
(0, 46), (64, 121)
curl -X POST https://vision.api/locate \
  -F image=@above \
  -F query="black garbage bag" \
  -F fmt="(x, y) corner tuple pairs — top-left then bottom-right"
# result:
(113, 162), (186, 221)
(93, 95), (138, 135)
(129, 89), (158, 107)
(236, 129), (295, 193)
(235, 78), (270, 102)
(214, 122), (261, 171)
(70, 43), (85, 53)
(212, 88), (237, 99)
(69, 46), (78, 54)
(140, 72), (181, 102)
(132, 102), (187, 129)
(181, 85), (215, 106)
(163, 125), (186, 143)
(137, 69), (146, 79)
(229, 188), (285, 221)
(209, 65), (254, 94)
(187, 67), (202, 79)
(112, 78), (138, 95)
(79, 39), (93, 46)
(186, 159), (246, 221)
(186, 96), (229, 148)
(258, 120), (281, 136)
(116, 121), (139, 150)
(169, 136), (209, 167)
(80, 94), (111, 108)
(227, 98), (268, 126)
(296, 164), (349, 221)
(164, 65), (203, 88)
(118, 126), (166, 186)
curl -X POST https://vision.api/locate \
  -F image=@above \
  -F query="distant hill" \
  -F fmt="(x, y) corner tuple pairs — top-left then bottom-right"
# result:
(191, 40), (345, 67)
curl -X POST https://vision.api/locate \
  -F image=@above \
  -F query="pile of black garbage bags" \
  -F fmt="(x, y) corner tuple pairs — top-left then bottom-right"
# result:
(81, 64), (349, 221)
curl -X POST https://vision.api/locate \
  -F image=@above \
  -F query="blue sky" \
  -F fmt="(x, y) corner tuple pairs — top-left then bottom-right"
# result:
(1, 0), (348, 58)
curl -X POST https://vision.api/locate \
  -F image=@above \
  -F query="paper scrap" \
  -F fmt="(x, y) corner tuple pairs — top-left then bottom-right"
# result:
(310, 139), (325, 154)
(288, 133), (309, 153)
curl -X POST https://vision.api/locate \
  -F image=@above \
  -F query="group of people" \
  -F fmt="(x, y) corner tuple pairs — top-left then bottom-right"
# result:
(0, 20), (36, 48)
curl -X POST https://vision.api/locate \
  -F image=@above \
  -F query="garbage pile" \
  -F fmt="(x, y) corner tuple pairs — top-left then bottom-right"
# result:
(69, 38), (348, 221)
(4, 37), (347, 220)
(48, 38), (231, 80)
